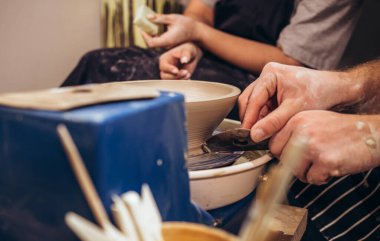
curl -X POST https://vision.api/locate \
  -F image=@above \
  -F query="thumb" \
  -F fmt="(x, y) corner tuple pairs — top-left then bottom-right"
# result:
(251, 100), (301, 142)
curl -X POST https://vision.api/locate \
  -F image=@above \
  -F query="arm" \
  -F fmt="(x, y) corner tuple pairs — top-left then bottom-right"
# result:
(145, 17), (302, 73)
(184, 0), (214, 26)
(333, 59), (380, 114)
(238, 60), (380, 142)
(193, 23), (302, 73)
(155, 0), (212, 80)
(144, 0), (302, 73)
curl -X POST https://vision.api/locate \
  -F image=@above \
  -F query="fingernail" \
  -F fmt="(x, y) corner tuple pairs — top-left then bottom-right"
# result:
(180, 69), (188, 76)
(171, 68), (179, 74)
(185, 73), (191, 79)
(251, 128), (265, 141)
(147, 14), (155, 19)
(180, 56), (189, 64)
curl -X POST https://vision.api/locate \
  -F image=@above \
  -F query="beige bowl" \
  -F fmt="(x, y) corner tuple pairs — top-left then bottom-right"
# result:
(189, 119), (271, 210)
(111, 211), (236, 240)
(162, 222), (237, 241)
(110, 211), (237, 240)
(122, 80), (241, 155)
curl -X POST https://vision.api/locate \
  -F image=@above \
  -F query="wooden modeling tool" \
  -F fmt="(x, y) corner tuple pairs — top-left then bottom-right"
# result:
(57, 124), (127, 240)
(239, 135), (307, 241)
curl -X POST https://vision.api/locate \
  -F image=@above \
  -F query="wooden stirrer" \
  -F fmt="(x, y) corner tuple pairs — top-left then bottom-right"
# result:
(240, 135), (307, 241)
(57, 124), (112, 230)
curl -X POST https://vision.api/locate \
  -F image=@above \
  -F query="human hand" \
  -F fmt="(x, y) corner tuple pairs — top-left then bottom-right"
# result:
(141, 14), (200, 48)
(271, 110), (380, 185)
(238, 62), (359, 142)
(159, 42), (203, 80)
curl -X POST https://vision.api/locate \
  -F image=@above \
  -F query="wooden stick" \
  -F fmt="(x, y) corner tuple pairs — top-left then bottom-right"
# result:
(240, 135), (307, 241)
(57, 124), (111, 230)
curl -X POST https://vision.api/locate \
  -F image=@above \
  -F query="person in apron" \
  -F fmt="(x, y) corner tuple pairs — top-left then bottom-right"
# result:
(239, 61), (380, 241)
(62, 0), (296, 119)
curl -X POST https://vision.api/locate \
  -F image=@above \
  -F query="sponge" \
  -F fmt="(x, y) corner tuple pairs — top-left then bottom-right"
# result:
(133, 5), (159, 35)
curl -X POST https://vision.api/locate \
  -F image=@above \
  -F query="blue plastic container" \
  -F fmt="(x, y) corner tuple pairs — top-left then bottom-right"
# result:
(0, 92), (212, 241)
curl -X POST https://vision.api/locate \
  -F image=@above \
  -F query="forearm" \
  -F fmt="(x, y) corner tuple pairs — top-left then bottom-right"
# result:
(348, 59), (380, 113)
(331, 59), (380, 114)
(184, 0), (213, 26)
(194, 22), (302, 74)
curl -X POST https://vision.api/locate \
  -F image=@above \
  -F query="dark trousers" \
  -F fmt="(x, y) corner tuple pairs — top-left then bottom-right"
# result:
(61, 47), (256, 120)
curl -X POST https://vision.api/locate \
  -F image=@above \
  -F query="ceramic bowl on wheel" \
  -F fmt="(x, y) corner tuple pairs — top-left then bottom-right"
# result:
(121, 80), (241, 155)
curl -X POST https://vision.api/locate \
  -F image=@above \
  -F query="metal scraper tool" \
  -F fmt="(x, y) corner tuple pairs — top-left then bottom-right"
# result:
(204, 128), (269, 153)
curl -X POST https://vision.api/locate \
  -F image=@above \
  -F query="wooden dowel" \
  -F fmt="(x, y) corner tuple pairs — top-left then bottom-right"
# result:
(57, 124), (111, 230)
(240, 135), (307, 241)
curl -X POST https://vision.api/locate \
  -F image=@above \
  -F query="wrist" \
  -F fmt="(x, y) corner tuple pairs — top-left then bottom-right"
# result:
(365, 115), (380, 167)
(192, 21), (207, 43)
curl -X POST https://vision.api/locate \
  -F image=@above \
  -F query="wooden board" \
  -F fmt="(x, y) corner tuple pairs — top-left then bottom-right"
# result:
(271, 205), (308, 241)
(0, 82), (159, 111)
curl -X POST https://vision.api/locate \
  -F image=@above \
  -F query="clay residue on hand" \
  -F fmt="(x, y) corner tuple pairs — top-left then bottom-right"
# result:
(355, 121), (365, 130)
(364, 137), (376, 149)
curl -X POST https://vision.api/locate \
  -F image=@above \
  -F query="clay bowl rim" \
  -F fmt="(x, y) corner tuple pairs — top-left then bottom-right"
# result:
(120, 80), (241, 103)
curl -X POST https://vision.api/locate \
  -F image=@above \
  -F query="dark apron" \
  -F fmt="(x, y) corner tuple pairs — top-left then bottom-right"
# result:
(62, 0), (294, 119)
(214, 0), (294, 45)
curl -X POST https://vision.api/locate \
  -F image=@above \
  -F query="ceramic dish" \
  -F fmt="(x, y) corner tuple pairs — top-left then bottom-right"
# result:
(121, 80), (241, 155)
(189, 119), (272, 210)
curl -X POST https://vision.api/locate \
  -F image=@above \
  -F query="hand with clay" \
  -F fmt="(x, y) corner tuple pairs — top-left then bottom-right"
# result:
(271, 110), (380, 185)
(159, 42), (203, 80)
(141, 14), (201, 49)
(238, 62), (364, 142)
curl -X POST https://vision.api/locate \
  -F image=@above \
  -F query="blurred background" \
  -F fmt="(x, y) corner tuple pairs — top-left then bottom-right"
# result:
(0, 0), (101, 92)
(0, 0), (379, 93)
